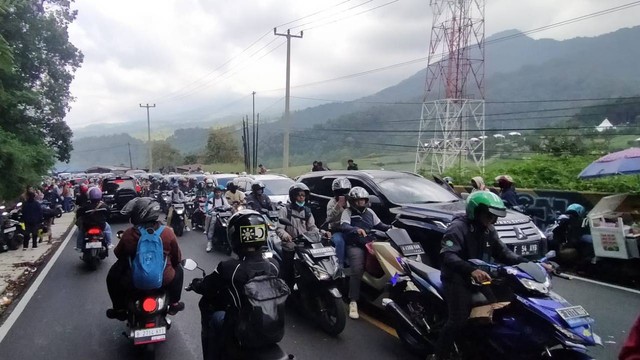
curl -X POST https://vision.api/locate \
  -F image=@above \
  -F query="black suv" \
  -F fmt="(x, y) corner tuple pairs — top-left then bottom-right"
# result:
(298, 170), (545, 267)
(101, 175), (139, 217)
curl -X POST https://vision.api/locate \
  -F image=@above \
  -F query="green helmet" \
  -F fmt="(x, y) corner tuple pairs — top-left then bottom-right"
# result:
(466, 191), (507, 220)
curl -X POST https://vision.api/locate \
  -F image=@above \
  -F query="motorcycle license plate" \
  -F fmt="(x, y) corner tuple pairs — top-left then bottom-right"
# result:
(556, 305), (589, 321)
(268, 211), (279, 218)
(512, 243), (538, 256)
(85, 242), (102, 249)
(133, 326), (166, 344)
(3, 227), (15, 234)
(308, 247), (336, 258)
(218, 212), (232, 217)
(400, 243), (425, 256)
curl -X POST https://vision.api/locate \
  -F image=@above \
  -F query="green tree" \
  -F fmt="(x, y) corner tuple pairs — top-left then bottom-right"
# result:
(204, 127), (241, 163)
(152, 141), (181, 172)
(183, 153), (200, 165)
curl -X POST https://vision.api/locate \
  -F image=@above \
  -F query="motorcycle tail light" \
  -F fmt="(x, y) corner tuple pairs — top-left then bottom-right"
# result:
(87, 228), (101, 235)
(142, 298), (158, 313)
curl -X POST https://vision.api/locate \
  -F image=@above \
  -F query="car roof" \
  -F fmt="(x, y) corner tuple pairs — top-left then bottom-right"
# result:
(208, 173), (239, 179)
(298, 170), (422, 180)
(252, 174), (291, 180)
(103, 175), (135, 181)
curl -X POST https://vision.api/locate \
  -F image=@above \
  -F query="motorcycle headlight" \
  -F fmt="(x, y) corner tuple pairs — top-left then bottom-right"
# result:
(313, 268), (331, 280)
(519, 277), (550, 295)
(553, 324), (584, 343)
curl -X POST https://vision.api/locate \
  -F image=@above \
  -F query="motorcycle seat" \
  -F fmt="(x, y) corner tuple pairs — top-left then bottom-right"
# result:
(407, 261), (443, 292)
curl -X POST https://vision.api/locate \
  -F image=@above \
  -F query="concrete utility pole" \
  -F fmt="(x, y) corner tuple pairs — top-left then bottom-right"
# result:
(252, 91), (256, 174)
(127, 142), (133, 169)
(139, 103), (156, 171)
(274, 28), (303, 171)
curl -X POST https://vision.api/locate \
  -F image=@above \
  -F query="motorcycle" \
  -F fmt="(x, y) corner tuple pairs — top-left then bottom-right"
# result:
(384, 251), (602, 359)
(211, 205), (234, 255)
(0, 206), (13, 252)
(81, 226), (107, 269)
(190, 195), (207, 231)
(158, 191), (172, 214)
(268, 219), (346, 336)
(170, 202), (186, 237)
(183, 258), (295, 360)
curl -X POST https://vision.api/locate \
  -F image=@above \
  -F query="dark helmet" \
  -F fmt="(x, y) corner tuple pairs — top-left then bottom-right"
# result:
(251, 180), (265, 193)
(88, 187), (102, 201)
(227, 209), (268, 256)
(288, 183), (310, 205)
(465, 191), (506, 221)
(120, 197), (162, 225)
(227, 182), (237, 191)
(331, 177), (351, 197)
(197, 182), (204, 190)
(348, 187), (369, 214)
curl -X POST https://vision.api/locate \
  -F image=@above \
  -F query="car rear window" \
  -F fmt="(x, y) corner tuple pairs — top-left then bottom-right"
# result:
(375, 176), (459, 204)
(103, 179), (136, 193)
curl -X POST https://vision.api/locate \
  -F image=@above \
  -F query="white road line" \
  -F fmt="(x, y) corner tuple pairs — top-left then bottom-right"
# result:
(0, 226), (77, 344)
(568, 274), (640, 295)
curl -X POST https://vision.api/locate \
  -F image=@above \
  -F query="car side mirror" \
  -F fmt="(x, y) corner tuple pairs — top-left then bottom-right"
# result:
(368, 195), (381, 205)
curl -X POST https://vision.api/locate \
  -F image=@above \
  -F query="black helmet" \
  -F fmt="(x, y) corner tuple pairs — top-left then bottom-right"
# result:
(288, 183), (310, 205)
(197, 182), (204, 190)
(251, 180), (265, 194)
(227, 209), (268, 256)
(331, 177), (351, 197)
(120, 197), (162, 225)
(348, 186), (369, 214)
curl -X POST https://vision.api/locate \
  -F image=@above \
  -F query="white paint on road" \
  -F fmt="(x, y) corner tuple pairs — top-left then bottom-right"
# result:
(570, 275), (640, 295)
(0, 226), (77, 344)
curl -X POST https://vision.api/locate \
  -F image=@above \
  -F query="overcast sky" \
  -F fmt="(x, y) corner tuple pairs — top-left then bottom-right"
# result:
(65, 0), (640, 131)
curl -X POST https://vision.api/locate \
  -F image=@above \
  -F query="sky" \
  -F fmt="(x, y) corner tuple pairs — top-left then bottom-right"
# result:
(65, 0), (640, 132)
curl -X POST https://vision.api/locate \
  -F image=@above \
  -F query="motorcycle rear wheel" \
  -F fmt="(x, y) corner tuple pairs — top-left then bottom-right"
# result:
(394, 291), (444, 356)
(174, 222), (184, 237)
(317, 293), (346, 336)
(141, 343), (155, 360)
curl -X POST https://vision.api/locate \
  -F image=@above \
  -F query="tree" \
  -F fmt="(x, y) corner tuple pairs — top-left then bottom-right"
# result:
(183, 153), (201, 165)
(0, 0), (83, 163)
(152, 141), (181, 171)
(204, 127), (241, 163)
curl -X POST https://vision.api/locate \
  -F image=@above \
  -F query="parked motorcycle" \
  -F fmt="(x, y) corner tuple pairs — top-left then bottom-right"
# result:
(81, 227), (106, 270)
(170, 202), (186, 237)
(0, 206), (13, 252)
(183, 258), (295, 360)
(384, 251), (602, 359)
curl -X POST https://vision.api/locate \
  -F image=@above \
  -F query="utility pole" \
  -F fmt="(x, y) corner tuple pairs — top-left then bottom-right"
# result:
(127, 142), (133, 169)
(274, 28), (303, 171)
(140, 103), (156, 172)
(252, 91), (256, 174)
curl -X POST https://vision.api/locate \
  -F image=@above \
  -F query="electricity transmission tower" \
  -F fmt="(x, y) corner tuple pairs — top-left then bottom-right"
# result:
(415, 0), (486, 175)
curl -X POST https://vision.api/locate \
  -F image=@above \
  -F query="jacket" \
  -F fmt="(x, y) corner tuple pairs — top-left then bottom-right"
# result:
(326, 198), (347, 231)
(340, 207), (391, 246)
(21, 199), (43, 225)
(205, 194), (229, 213)
(500, 187), (519, 208)
(225, 190), (246, 204)
(440, 215), (527, 280)
(76, 201), (108, 230)
(245, 193), (272, 212)
(276, 204), (318, 239)
(114, 223), (182, 285)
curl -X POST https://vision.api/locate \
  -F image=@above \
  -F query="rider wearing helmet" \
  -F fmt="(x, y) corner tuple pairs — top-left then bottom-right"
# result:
(245, 180), (272, 212)
(75, 187), (111, 251)
(470, 176), (487, 192)
(494, 175), (519, 208)
(432, 191), (550, 359)
(195, 181), (207, 198)
(205, 185), (231, 253)
(276, 183), (320, 288)
(326, 177), (352, 267)
(189, 210), (287, 359)
(76, 183), (90, 206)
(340, 186), (391, 319)
(106, 197), (185, 321)
(205, 178), (215, 195)
(167, 183), (187, 231)
(225, 181), (246, 206)
(547, 203), (593, 262)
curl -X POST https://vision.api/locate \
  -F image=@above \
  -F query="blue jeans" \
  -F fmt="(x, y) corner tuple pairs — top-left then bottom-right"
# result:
(63, 197), (72, 212)
(331, 232), (346, 267)
(202, 311), (226, 360)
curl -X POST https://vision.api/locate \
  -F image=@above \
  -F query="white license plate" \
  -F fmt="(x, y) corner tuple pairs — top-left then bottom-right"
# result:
(400, 243), (425, 256)
(218, 212), (232, 217)
(3, 227), (15, 233)
(308, 247), (336, 258)
(134, 326), (166, 339)
(85, 242), (102, 249)
(513, 243), (538, 256)
(556, 305), (589, 321)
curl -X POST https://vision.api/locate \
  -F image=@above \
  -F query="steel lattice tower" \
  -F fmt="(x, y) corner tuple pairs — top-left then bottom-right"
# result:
(415, 0), (486, 175)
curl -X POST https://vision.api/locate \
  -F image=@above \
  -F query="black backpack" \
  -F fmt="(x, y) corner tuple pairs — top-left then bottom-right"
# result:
(233, 264), (290, 348)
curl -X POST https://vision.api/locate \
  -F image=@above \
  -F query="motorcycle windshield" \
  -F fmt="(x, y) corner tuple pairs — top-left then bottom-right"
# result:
(386, 228), (414, 246)
(516, 262), (547, 283)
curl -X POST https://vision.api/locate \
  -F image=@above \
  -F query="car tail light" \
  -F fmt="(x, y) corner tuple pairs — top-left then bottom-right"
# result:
(87, 228), (101, 235)
(142, 298), (157, 313)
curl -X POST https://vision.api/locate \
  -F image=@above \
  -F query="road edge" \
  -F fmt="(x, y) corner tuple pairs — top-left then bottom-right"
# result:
(0, 225), (77, 344)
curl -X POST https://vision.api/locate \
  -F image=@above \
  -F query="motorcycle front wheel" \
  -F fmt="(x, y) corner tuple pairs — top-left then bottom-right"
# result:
(174, 220), (184, 237)
(394, 291), (444, 356)
(316, 292), (346, 336)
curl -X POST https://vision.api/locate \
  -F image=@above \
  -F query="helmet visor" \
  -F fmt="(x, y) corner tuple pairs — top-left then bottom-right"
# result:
(488, 206), (507, 218)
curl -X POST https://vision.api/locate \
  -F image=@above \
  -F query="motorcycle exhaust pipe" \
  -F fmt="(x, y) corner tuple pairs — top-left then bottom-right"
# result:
(382, 298), (426, 340)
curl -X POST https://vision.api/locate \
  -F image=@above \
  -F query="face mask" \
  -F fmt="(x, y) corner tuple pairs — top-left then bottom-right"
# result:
(296, 201), (305, 207)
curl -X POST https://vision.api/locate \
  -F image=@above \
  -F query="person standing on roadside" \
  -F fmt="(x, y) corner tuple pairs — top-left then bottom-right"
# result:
(347, 159), (359, 170)
(21, 191), (43, 250)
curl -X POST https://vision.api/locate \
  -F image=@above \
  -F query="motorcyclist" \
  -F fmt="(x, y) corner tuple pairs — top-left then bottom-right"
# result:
(195, 182), (207, 198)
(495, 175), (519, 208)
(178, 177), (190, 194)
(106, 197), (184, 320)
(190, 210), (287, 360)
(470, 176), (487, 192)
(431, 191), (552, 359)
(340, 186), (391, 320)
(245, 181), (272, 212)
(75, 187), (111, 251)
(167, 183), (186, 230)
(204, 178), (215, 195)
(276, 183), (320, 289)
(205, 185), (230, 253)
(75, 184), (89, 206)
(326, 177), (351, 267)
(225, 181), (246, 207)
(546, 203), (593, 262)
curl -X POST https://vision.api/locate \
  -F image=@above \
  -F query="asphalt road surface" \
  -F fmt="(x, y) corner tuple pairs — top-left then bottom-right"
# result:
(0, 219), (637, 360)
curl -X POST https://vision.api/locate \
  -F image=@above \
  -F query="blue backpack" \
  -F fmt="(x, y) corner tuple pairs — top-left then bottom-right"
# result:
(130, 225), (167, 290)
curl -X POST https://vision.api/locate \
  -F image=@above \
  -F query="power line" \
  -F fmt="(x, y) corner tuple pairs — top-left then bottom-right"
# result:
(301, 0), (400, 32)
(288, 0), (376, 30)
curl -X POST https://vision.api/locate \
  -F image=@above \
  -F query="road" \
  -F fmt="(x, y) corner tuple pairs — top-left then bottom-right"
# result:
(0, 219), (637, 360)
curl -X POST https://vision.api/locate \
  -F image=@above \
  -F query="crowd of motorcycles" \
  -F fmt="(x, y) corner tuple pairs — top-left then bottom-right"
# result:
(0, 200), (63, 253)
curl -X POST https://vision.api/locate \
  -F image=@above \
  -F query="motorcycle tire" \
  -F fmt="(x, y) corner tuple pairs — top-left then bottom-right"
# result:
(316, 292), (346, 336)
(55, 207), (63, 218)
(542, 349), (595, 360)
(175, 223), (184, 237)
(141, 343), (155, 360)
(10, 234), (23, 251)
(82, 250), (100, 270)
(394, 291), (444, 356)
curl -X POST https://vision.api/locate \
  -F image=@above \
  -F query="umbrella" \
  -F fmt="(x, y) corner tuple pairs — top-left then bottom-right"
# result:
(578, 147), (640, 179)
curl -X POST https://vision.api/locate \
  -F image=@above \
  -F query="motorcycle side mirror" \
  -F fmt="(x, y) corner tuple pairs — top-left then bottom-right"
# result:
(279, 218), (293, 227)
(368, 195), (382, 205)
(1, 212), (7, 217)
(16, 202), (22, 207)
(544, 250), (556, 260)
(182, 258), (198, 271)
(116, 230), (124, 239)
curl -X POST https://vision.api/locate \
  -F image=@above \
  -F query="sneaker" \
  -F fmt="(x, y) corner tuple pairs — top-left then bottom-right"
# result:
(106, 309), (127, 321)
(349, 301), (359, 319)
(185, 226), (191, 232)
(206, 241), (213, 253)
(108, 244), (115, 249)
(168, 302), (185, 315)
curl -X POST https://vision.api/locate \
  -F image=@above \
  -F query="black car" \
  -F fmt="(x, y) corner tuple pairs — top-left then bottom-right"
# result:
(101, 175), (139, 217)
(298, 170), (546, 267)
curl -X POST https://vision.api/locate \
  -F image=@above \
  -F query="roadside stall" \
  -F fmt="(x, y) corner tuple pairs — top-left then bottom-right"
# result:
(587, 194), (640, 260)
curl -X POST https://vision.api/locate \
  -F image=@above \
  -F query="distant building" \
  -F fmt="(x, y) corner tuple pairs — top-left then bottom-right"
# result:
(595, 118), (615, 132)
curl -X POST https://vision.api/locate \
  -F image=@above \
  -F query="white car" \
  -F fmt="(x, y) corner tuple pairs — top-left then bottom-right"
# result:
(250, 174), (295, 204)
